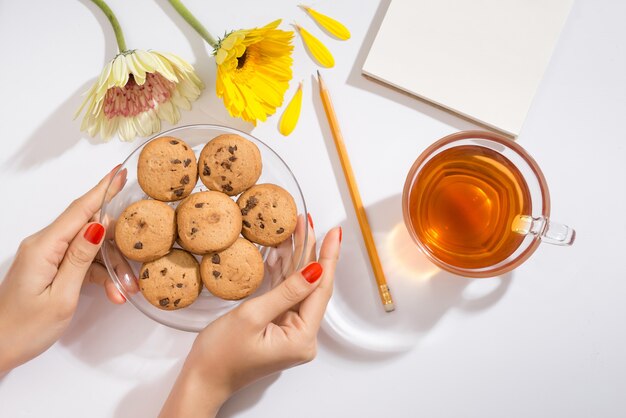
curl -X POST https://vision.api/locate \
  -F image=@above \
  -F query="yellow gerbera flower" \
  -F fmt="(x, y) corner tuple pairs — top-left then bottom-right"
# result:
(76, 0), (203, 141)
(214, 20), (294, 124)
(168, 1), (294, 125)
(76, 50), (203, 141)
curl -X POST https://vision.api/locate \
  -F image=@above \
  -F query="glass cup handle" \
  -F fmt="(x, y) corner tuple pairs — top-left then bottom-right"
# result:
(512, 215), (576, 246)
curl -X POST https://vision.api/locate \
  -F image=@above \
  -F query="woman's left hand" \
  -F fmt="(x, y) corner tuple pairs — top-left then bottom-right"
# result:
(0, 166), (128, 374)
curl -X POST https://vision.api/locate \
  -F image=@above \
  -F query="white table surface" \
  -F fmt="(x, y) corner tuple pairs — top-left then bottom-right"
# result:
(1, 0), (625, 417)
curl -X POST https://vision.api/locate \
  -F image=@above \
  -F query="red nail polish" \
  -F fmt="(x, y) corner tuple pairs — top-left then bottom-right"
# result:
(301, 262), (323, 283)
(339, 227), (343, 243)
(307, 213), (314, 229)
(84, 223), (105, 245)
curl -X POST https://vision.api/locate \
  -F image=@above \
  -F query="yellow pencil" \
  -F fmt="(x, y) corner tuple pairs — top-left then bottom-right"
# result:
(316, 70), (395, 313)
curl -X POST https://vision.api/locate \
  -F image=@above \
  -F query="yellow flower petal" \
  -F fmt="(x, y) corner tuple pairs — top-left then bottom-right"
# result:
(300, 5), (351, 40)
(295, 25), (334, 68)
(279, 82), (303, 136)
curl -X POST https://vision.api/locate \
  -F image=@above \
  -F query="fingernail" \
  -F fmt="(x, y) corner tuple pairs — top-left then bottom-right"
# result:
(339, 226), (343, 243)
(109, 164), (122, 175)
(307, 213), (314, 229)
(302, 262), (323, 283)
(84, 223), (105, 245)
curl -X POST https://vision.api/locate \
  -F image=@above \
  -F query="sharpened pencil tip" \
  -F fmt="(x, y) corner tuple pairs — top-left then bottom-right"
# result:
(317, 69), (321, 79)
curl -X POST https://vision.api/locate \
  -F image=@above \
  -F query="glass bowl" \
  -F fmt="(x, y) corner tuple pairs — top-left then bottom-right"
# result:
(99, 124), (308, 332)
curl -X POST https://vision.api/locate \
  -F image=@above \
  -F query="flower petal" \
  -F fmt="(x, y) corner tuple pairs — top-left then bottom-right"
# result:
(279, 82), (303, 136)
(295, 25), (334, 68)
(300, 5), (351, 40)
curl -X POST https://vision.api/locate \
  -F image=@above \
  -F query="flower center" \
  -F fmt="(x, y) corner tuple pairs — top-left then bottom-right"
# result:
(237, 50), (248, 69)
(103, 72), (175, 119)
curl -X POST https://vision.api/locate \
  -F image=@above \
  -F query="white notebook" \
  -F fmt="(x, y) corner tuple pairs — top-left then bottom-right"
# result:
(363, 0), (573, 137)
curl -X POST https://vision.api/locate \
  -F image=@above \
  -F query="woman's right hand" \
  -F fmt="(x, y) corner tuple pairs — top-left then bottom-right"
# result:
(160, 220), (341, 418)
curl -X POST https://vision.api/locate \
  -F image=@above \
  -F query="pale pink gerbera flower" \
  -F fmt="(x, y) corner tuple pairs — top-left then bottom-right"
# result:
(75, 0), (203, 141)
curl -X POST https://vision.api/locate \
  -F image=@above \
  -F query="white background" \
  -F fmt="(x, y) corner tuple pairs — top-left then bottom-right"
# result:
(1, 0), (625, 417)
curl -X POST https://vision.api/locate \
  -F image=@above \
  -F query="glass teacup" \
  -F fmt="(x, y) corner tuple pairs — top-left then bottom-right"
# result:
(402, 130), (575, 278)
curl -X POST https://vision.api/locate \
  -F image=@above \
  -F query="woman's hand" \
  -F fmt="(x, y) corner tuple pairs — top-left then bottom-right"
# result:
(0, 166), (128, 373)
(160, 219), (341, 418)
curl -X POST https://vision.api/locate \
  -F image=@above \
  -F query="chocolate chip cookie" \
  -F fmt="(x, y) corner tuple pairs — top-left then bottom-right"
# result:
(201, 238), (264, 300)
(138, 136), (198, 201)
(198, 134), (262, 196)
(237, 184), (297, 246)
(138, 249), (202, 310)
(114, 199), (177, 262)
(176, 191), (242, 254)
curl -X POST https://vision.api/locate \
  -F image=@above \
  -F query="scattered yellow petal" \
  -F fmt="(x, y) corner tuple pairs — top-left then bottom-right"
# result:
(294, 24), (334, 68)
(279, 82), (303, 136)
(299, 5), (351, 40)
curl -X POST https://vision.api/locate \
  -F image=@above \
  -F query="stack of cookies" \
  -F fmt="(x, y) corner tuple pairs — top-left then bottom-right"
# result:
(114, 134), (298, 310)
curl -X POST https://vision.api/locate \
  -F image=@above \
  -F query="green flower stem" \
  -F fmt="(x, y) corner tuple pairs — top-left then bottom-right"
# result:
(90, 0), (128, 52)
(168, 0), (217, 48)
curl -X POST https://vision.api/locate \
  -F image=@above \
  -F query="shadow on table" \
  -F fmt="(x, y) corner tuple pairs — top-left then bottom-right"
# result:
(345, 0), (481, 133)
(153, 0), (253, 133)
(217, 373), (280, 418)
(60, 284), (163, 366)
(3, 0), (117, 172)
(3, 0), (251, 173)
(112, 359), (184, 418)
(311, 74), (512, 358)
(319, 194), (513, 361)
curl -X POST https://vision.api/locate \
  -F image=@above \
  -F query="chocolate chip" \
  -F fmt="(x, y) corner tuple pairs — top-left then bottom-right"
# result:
(203, 164), (211, 176)
(191, 227), (198, 234)
(228, 146), (236, 154)
(184, 158), (192, 167)
(229, 156), (237, 162)
(160, 268), (167, 276)
(176, 283), (184, 288)
(173, 188), (184, 197)
(243, 220), (251, 228)
(159, 298), (170, 306)
(217, 147), (223, 152)
(260, 222), (265, 229)
(221, 161), (232, 170)
(183, 145), (188, 150)
(194, 203), (204, 208)
(141, 269), (149, 279)
(170, 140), (179, 145)
(257, 213), (264, 220)
(212, 254), (220, 264)
(221, 176), (226, 181)
(180, 175), (190, 185)
(174, 299), (181, 306)
(240, 196), (258, 216)
(222, 184), (233, 192)
(171, 159), (182, 164)
(134, 242), (143, 250)
(272, 218), (277, 223)
(276, 227), (285, 234)
(213, 270), (221, 278)
(139, 220), (146, 228)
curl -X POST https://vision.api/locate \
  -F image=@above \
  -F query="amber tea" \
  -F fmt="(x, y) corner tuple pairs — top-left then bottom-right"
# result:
(407, 145), (532, 270)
